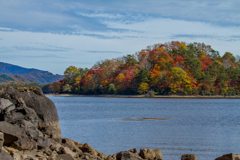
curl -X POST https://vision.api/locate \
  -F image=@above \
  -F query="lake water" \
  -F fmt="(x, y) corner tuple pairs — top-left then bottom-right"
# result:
(48, 96), (240, 160)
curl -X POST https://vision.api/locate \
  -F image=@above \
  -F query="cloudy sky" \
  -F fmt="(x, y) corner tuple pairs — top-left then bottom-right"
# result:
(0, 0), (240, 74)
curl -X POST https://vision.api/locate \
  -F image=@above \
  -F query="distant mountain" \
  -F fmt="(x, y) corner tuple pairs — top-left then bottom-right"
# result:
(0, 62), (63, 85)
(0, 62), (46, 74)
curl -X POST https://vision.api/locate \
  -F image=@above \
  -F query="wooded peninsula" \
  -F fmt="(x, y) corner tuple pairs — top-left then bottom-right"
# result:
(13, 41), (240, 96)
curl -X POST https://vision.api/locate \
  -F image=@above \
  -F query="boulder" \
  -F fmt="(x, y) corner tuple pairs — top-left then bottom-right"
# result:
(1, 87), (61, 139)
(215, 153), (240, 160)
(0, 121), (27, 145)
(0, 149), (14, 160)
(116, 151), (143, 160)
(181, 154), (197, 160)
(139, 148), (162, 160)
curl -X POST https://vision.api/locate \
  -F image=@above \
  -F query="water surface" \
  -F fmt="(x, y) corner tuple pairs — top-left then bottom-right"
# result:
(48, 97), (240, 160)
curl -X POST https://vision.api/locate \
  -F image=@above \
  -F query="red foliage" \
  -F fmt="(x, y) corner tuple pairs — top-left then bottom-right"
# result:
(203, 58), (212, 65)
(176, 56), (184, 62)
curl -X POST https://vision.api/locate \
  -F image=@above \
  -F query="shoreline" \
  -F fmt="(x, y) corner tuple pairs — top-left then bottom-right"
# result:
(45, 93), (240, 99)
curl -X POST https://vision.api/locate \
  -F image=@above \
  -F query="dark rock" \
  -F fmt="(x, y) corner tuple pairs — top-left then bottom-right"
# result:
(35, 137), (51, 150)
(3, 106), (39, 138)
(181, 154), (197, 160)
(4, 106), (38, 125)
(116, 151), (143, 160)
(215, 153), (240, 160)
(139, 148), (162, 160)
(80, 143), (98, 157)
(1, 87), (61, 139)
(10, 138), (37, 150)
(56, 154), (75, 160)
(0, 121), (27, 145)
(0, 150), (14, 160)
(30, 87), (44, 96)
(0, 132), (3, 148)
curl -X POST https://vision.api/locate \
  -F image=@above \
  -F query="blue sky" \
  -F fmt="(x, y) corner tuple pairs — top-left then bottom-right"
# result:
(0, 0), (240, 74)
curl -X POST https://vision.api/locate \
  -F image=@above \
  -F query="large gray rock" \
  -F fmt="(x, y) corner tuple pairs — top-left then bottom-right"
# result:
(215, 153), (240, 160)
(0, 87), (61, 139)
(0, 121), (27, 145)
(3, 106), (39, 138)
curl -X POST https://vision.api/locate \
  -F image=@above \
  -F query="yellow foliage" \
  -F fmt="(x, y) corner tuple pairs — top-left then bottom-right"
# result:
(102, 79), (109, 90)
(159, 58), (166, 62)
(150, 69), (162, 85)
(154, 64), (161, 71)
(137, 82), (149, 94)
(156, 47), (164, 52)
(180, 42), (187, 50)
(117, 73), (124, 83)
(74, 76), (81, 86)
(167, 67), (191, 92)
(200, 51), (206, 61)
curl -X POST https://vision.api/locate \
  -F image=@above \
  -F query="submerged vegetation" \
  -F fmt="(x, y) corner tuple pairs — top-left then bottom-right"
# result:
(50, 41), (240, 95)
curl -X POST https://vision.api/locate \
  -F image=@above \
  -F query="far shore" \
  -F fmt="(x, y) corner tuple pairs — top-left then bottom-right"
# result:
(45, 93), (240, 99)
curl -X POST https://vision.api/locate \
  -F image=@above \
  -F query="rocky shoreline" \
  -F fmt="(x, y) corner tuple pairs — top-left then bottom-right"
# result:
(0, 87), (239, 160)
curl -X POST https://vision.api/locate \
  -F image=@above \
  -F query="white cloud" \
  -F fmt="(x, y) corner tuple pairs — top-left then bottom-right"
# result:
(0, 0), (239, 74)
(1, 16), (239, 74)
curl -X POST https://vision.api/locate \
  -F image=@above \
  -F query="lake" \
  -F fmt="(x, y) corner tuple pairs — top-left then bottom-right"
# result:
(48, 96), (240, 160)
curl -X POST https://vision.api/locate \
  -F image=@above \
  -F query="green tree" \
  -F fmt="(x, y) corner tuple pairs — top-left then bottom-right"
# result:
(64, 66), (79, 78)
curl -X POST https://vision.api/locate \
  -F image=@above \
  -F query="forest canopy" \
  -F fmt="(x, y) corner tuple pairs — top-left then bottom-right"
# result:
(50, 41), (240, 95)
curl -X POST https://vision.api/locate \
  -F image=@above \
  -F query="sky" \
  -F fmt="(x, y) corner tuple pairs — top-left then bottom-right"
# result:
(0, 0), (240, 75)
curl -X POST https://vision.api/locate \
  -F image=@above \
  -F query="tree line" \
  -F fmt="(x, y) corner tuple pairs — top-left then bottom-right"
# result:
(27, 41), (240, 95)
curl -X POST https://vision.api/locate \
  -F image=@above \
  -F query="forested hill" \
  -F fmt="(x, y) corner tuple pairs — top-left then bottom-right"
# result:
(51, 41), (240, 96)
(0, 62), (63, 85)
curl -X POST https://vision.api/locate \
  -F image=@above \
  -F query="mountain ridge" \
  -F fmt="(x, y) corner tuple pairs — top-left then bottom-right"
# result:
(0, 62), (63, 85)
